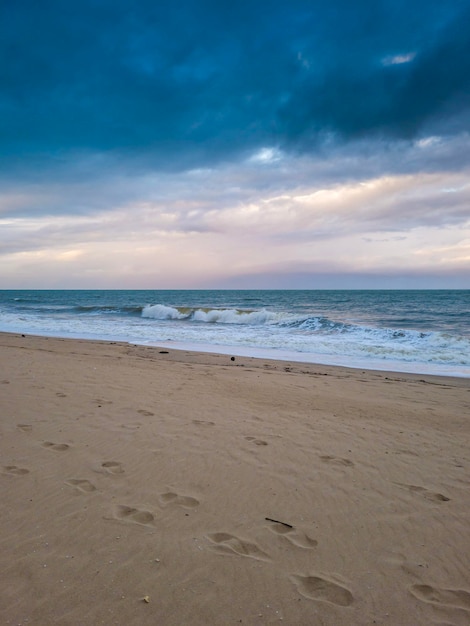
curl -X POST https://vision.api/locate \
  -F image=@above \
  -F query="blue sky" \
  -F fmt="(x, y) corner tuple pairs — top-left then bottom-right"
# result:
(1, 0), (469, 288)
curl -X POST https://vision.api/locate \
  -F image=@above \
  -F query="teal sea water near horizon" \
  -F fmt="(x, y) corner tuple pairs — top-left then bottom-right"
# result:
(0, 289), (468, 377)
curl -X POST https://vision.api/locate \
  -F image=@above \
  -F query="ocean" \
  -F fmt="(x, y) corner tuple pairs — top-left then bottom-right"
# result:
(0, 290), (468, 377)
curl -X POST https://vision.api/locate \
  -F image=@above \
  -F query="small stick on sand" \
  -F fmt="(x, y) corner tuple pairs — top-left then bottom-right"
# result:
(265, 517), (293, 529)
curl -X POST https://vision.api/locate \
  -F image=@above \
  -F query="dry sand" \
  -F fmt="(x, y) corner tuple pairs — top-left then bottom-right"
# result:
(1, 332), (469, 625)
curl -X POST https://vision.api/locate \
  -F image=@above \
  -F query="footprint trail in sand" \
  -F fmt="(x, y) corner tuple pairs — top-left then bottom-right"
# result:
(410, 584), (470, 612)
(206, 533), (271, 561)
(291, 574), (354, 606)
(3, 465), (30, 476)
(65, 478), (97, 493)
(100, 461), (124, 474)
(159, 491), (200, 508)
(268, 521), (318, 548)
(111, 505), (155, 526)
(42, 441), (70, 451)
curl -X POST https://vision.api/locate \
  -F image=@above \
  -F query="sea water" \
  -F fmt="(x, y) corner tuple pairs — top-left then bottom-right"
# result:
(0, 290), (468, 377)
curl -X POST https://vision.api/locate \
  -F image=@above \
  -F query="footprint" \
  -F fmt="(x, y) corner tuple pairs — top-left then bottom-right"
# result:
(112, 505), (155, 526)
(320, 455), (354, 467)
(268, 522), (318, 549)
(65, 479), (97, 493)
(56, 392), (67, 398)
(206, 533), (270, 560)
(17, 424), (32, 432)
(159, 491), (200, 509)
(245, 436), (268, 446)
(395, 483), (450, 502)
(410, 584), (470, 612)
(101, 461), (124, 474)
(137, 409), (154, 417)
(392, 448), (418, 457)
(291, 574), (354, 607)
(380, 552), (431, 579)
(3, 465), (30, 476)
(42, 441), (70, 451)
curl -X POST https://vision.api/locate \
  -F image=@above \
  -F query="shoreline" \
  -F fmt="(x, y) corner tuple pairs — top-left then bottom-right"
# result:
(2, 330), (469, 380)
(147, 338), (470, 379)
(1, 287), (469, 379)
(1, 331), (469, 625)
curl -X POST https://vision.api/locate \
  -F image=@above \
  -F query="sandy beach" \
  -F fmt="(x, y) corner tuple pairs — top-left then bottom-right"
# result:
(1, 332), (469, 625)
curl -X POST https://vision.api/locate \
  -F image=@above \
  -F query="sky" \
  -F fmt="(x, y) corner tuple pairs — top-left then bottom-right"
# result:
(1, 0), (470, 289)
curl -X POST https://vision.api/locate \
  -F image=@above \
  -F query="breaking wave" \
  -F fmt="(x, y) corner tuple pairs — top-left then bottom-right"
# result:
(142, 304), (280, 324)
(1, 290), (468, 376)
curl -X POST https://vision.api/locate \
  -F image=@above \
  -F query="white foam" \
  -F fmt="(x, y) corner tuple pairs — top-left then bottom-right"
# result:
(146, 339), (470, 378)
(191, 308), (278, 324)
(2, 296), (469, 378)
(142, 305), (281, 325)
(142, 304), (188, 320)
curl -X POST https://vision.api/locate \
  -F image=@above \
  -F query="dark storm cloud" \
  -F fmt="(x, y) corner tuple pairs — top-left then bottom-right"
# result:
(280, 2), (470, 144)
(1, 0), (469, 173)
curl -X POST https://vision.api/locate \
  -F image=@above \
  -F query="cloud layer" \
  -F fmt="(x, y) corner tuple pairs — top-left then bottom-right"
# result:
(1, 0), (469, 287)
